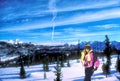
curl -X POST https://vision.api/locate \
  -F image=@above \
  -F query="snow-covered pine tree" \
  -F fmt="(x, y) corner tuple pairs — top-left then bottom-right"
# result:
(77, 40), (80, 63)
(45, 55), (49, 71)
(60, 55), (64, 67)
(116, 56), (120, 73)
(67, 58), (70, 67)
(17, 44), (26, 79)
(44, 70), (47, 79)
(43, 55), (49, 72)
(103, 35), (111, 75)
(102, 62), (110, 77)
(54, 56), (62, 81)
(54, 66), (62, 81)
(19, 55), (26, 79)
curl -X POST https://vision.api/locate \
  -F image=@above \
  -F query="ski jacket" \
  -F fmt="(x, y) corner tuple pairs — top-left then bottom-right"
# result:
(81, 50), (100, 68)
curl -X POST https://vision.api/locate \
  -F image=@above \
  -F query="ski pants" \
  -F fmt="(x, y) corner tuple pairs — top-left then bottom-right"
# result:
(84, 67), (94, 81)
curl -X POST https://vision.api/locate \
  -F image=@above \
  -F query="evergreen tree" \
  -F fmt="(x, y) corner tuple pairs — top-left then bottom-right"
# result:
(116, 58), (120, 73)
(45, 55), (49, 71)
(43, 61), (46, 71)
(44, 70), (47, 79)
(67, 59), (70, 67)
(102, 62), (110, 77)
(19, 54), (26, 78)
(17, 44), (26, 79)
(43, 55), (49, 72)
(77, 40), (80, 63)
(116, 50), (120, 73)
(66, 53), (70, 67)
(54, 56), (62, 81)
(104, 35), (111, 62)
(27, 49), (30, 67)
(103, 35), (111, 76)
(60, 54), (64, 67)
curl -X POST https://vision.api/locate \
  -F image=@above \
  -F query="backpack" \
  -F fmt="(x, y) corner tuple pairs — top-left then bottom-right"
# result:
(92, 51), (98, 65)
(93, 52), (98, 63)
(91, 51), (99, 67)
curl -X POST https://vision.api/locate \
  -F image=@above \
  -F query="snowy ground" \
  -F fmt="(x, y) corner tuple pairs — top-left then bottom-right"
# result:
(0, 55), (120, 81)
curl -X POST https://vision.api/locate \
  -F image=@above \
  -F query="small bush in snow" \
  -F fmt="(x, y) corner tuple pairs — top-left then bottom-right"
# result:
(54, 66), (62, 81)
(116, 58), (120, 73)
(102, 62), (110, 77)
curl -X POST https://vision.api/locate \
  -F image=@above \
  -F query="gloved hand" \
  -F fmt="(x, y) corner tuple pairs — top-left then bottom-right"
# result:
(84, 63), (88, 66)
(84, 62), (90, 67)
(93, 67), (98, 71)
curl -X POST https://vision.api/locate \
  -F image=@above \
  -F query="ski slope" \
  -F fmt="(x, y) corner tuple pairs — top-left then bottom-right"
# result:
(0, 55), (119, 81)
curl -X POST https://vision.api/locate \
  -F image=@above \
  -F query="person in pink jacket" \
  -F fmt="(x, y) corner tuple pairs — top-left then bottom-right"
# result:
(81, 44), (100, 81)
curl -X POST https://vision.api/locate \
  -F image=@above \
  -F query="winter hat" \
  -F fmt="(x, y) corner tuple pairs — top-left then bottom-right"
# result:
(84, 44), (91, 50)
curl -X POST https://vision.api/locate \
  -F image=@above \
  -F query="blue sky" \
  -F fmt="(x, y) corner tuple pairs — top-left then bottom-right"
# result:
(0, 0), (120, 44)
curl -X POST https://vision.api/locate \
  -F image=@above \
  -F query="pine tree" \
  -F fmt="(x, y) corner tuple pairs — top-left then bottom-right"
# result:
(67, 59), (70, 67)
(66, 53), (70, 67)
(54, 56), (62, 81)
(102, 62), (110, 77)
(116, 52), (120, 73)
(20, 65), (26, 78)
(105, 35), (111, 63)
(103, 35), (111, 75)
(116, 59), (120, 73)
(60, 54), (64, 67)
(45, 55), (49, 71)
(18, 44), (26, 79)
(77, 40), (80, 63)
(43, 55), (49, 72)
(43, 61), (46, 71)
(44, 70), (47, 79)
(19, 55), (26, 79)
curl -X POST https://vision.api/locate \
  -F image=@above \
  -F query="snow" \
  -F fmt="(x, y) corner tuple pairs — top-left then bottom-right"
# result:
(0, 55), (120, 81)
(1, 56), (18, 62)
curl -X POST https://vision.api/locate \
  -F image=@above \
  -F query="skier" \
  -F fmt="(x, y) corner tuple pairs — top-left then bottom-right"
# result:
(81, 44), (100, 81)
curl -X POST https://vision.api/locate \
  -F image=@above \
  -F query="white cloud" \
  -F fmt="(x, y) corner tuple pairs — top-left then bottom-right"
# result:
(54, 30), (120, 41)
(63, 27), (87, 33)
(49, 0), (58, 41)
(36, 40), (79, 45)
(75, 31), (112, 37)
(1, 7), (120, 32)
(95, 24), (120, 29)
(1, 0), (120, 32)
(56, 0), (120, 12)
(73, 30), (120, 38)
(57, 8), (120, 26)
(0, 22), (52, 31)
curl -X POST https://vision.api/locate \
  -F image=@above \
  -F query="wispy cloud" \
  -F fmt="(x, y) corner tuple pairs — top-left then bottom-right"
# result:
(63, 27), (87, 33)
(1, 7), (120, 32)
(58, 8), (120, 25)
(56, 0), (120, 12)
(54, 29), (120, 41)
(49, 0), (57, 41)
(2, 0), (119, 20)
(75, 31), (112, 37)
(1, 0), (120, 43)
(95, 24), (120, 29)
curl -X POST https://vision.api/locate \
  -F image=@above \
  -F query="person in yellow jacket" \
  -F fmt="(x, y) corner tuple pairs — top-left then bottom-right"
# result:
(81, 44), (100, 81)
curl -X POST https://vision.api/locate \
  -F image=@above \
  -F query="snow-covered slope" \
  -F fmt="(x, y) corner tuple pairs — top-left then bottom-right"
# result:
(0, 55), (119, 81)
